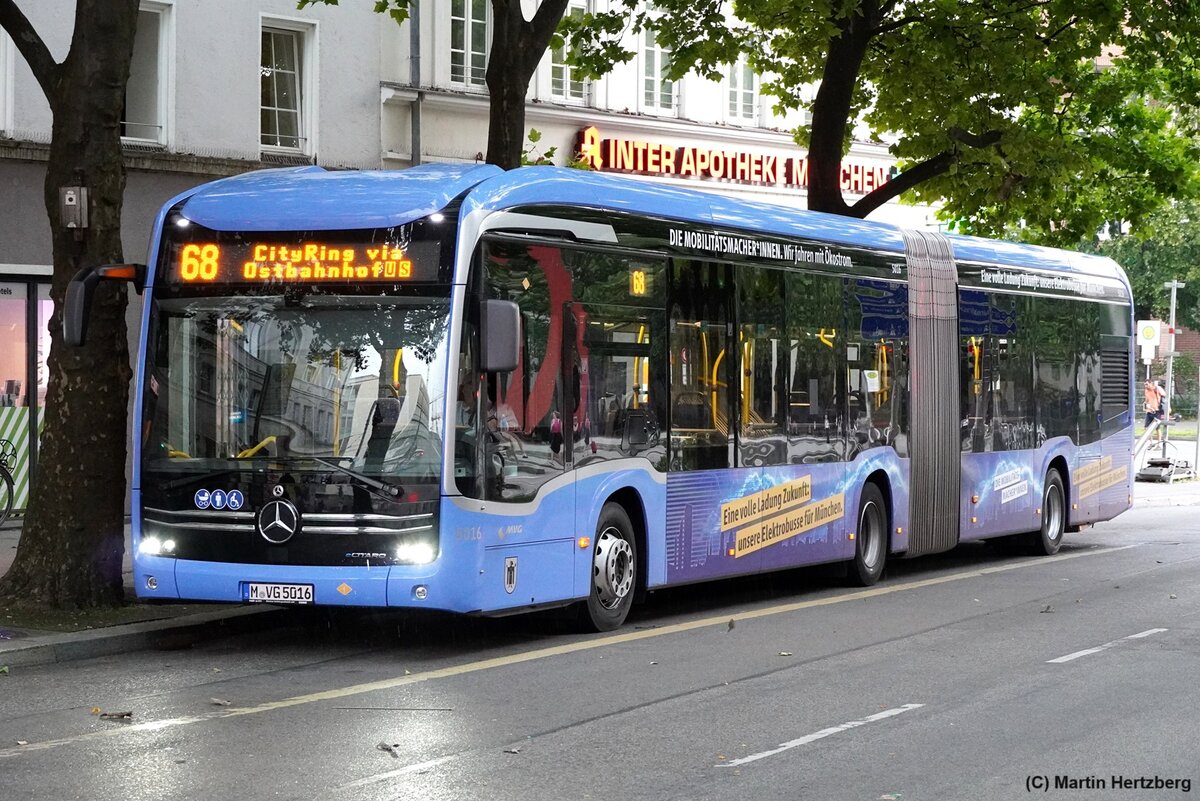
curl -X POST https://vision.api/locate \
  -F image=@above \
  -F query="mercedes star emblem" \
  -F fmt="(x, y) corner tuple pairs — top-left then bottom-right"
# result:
(257, 499), (300, 544)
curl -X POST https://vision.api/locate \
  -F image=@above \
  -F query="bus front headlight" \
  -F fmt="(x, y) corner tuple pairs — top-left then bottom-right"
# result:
(394, 541), (437, 565)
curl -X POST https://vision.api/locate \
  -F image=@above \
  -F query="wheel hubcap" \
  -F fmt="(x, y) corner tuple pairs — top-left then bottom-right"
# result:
(860, 500), (882, 569)
(593, 527), (634, 609)
(1044, 483), (1063, 541)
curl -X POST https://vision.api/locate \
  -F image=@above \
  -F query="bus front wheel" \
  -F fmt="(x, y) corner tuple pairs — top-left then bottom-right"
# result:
(580, 503), (638, 632)
(849, 483), (887, 586)
(1027, 468), (1066, 556)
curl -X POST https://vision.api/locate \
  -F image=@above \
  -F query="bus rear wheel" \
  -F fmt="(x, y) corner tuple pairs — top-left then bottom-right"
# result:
(580, 503), (638, 632)
(1027, 468), (1066, 556)
(849, 483), (887, 586)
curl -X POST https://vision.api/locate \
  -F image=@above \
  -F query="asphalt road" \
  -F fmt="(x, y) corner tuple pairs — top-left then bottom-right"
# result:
(1, 502), (1198, 801)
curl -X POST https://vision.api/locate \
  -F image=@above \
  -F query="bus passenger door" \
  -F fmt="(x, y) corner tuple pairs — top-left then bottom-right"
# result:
(475, 239), (575, 609)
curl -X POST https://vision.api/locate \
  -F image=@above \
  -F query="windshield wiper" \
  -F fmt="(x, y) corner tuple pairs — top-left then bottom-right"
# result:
(311, 457), (402, 499)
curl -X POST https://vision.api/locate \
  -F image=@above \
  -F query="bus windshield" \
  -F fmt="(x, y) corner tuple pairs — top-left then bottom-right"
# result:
(141, 291), (451, 484)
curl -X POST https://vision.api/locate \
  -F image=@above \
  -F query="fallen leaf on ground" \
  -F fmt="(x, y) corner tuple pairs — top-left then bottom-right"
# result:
(1040, 605), (1054, 613)
(727, 619), (736, 632)
(16, 740), (28, 746)
(0, 665), (8, 674)
(376, 742), (399, 758)
(779, 651), (793, 656)
(90, 707), (101, 716)
(99, 711), (134, 721)
(503, 746), (523, 754)
(210, 698), (231, 706)
(1170, 594), (1178, 599)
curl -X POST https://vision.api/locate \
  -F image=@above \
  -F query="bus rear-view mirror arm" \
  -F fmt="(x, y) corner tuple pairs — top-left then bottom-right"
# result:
(64, 263), (147, 346)
(479, 299), (520, 373)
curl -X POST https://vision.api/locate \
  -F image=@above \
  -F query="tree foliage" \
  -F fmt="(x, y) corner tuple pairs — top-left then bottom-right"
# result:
(1091, 199), (1200, 329)
(565, 0), (1200, 242)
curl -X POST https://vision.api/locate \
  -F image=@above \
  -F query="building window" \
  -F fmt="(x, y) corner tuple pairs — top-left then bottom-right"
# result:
(550, 1), (588, 102)
(727, 55), (758, 123)
(260, 27), (306, 150)
(642, 28), (675, 113)
(122, 3), (171, 145)
(451, 0), (489, 88)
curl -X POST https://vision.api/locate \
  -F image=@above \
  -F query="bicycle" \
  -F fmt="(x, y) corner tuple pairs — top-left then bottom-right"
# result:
(0, 438), (15, 528)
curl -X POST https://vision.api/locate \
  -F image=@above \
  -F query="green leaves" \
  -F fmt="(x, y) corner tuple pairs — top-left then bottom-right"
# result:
(568, 0), (1200, 234)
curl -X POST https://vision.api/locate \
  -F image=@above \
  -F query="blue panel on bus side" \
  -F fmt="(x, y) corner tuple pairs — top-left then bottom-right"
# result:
(957, 427), (1133, 541)
(663, 449), (909, 585)
(178, 164), (503, 232)
(170, 560), (392, 606)
(464, 166), (909, 253)
(572, 464), (668, 593)
(437, 487), (580, 613)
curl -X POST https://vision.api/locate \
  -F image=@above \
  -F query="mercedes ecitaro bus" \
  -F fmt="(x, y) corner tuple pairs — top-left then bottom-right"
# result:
(65, 164), (1134, 631)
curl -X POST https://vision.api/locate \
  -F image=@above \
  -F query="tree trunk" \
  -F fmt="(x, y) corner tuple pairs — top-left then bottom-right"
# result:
(807, 0), (878, 217)
(485, 0), (570, 169)
(0, 0), (138, 608)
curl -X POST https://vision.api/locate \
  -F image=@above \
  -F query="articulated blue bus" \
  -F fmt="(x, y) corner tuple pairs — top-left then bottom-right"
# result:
(67, 164), (1134, 630)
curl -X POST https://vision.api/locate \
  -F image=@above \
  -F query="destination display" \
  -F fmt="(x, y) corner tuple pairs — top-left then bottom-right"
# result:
(165, 238), (441, 285)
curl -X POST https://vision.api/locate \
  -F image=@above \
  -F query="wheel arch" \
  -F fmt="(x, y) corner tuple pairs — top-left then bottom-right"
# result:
(604, 486), (649, 598)
(1048, 454), (1070, 511)
(864, 468), (894, 553)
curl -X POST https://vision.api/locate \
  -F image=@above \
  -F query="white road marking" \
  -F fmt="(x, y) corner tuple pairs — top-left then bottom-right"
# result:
(717, 704), (925, 767)
(1047, 628), (1168, 664)
(0, 543), (1140, 761)
(335, 756), (455, 790)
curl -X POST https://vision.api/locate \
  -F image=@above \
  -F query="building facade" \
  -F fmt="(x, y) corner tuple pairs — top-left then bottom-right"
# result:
(0, 0), (934, 511)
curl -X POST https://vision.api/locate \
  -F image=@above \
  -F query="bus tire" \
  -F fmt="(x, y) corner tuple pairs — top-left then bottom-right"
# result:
(849, 483), (887, 586)
(1027, 468), (1066, 556)
(580, 503), (638, 632)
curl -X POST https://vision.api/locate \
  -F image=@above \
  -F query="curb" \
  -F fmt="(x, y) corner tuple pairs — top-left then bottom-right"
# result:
(0, 605), (292, 669)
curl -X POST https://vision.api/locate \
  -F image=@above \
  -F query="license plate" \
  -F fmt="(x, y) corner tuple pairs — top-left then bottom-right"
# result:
(245, 582), (314, 604)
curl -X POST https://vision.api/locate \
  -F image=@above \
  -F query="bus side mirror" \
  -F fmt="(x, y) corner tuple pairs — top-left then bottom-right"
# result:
(480, 299), (520, 373)
(64, 263), (146, 346)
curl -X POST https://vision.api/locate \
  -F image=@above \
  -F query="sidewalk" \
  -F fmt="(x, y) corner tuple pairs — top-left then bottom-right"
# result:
(0, 520), (286, 669)
(1133, 438), (1200, 506)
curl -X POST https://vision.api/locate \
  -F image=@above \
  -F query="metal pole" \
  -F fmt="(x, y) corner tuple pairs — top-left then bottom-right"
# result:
(1163, 280), (1185, 458)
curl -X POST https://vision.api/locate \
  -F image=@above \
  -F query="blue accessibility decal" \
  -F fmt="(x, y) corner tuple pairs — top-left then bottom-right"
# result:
(195, 488), (211, 509)
(211, 489), (228, 510)
(227, 490), (244, 511)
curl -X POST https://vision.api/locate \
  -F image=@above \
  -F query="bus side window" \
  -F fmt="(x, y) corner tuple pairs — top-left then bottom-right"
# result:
(481, 239), (567, 501)
(785, 271), (843, 464)
(668, 260), (733, 471)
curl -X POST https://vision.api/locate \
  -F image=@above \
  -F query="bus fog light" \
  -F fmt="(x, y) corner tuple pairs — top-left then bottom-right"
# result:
(413, 585), (428, 600)
(146, 576), (158, 590)
(139, 537), (163, 555)
(395, 542), (436, 565)
(162, 539), (176, 554)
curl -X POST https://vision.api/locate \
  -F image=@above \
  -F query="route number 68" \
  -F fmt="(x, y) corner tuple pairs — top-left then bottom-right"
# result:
(180, 244), (220, 281)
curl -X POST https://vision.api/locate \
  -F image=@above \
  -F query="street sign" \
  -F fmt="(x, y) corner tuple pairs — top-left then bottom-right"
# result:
(1136, 320), (1162, 347)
